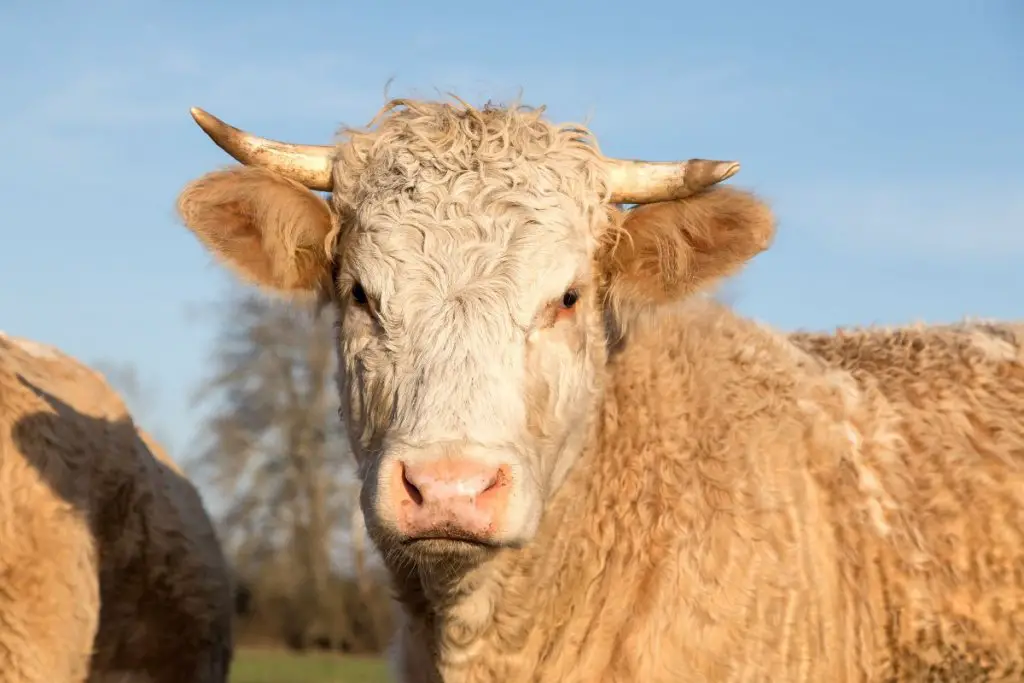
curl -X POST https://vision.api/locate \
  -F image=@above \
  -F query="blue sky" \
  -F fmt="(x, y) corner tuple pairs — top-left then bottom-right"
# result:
(1, 0), (1022, 463)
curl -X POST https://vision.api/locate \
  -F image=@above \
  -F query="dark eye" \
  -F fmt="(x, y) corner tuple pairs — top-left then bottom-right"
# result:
(351, 282), (368, 305)
(561, 288), (579, 309)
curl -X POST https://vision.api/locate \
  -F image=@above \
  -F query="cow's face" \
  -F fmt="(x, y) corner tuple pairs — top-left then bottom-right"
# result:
(327, 107), (613, 563)
(176, 100), (775, 567)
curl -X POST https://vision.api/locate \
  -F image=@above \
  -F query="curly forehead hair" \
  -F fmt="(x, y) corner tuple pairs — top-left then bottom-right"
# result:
(324, 97), (614, 240)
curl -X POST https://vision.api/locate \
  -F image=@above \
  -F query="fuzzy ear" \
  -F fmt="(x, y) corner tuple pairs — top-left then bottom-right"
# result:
(602, 186), (775, 314)
(176, 166), (335, 296)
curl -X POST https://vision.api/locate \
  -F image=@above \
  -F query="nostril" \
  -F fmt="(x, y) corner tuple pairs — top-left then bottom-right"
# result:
(400, 463), (423, 506)
(479, 466), (510, 498)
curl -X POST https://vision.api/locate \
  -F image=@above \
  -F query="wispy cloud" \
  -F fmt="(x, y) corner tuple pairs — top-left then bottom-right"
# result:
(1, 6), (1017, 264)
(0, 45), (392, 189)
(1, 11), (792, 143)
(2, 50), (384, 132)
(0, 34), (786, 190)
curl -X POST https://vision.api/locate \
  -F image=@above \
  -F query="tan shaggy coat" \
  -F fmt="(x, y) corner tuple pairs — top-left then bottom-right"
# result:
(174, 98), (1024, 682)
(385, 309), (1024, 682)
(0, 332), (234, 683)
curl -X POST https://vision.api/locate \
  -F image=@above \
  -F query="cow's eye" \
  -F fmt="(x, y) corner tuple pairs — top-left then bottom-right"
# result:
(561, 288), (579, 309)
(351, 283), (369, 305)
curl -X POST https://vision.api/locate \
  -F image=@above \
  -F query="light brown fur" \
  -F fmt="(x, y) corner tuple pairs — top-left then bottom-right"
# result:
(0, 333), (234, 683)
(175, 97), (1024, 682)
(384, 308), (1024, 682)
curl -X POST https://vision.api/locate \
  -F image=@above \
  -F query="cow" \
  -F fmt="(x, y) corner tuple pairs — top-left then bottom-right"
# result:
(0, 332), (234, 683)
(174, 97), (1024, 682)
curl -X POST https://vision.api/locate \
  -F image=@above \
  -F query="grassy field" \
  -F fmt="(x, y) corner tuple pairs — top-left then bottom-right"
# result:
(231, 648), (389, 683)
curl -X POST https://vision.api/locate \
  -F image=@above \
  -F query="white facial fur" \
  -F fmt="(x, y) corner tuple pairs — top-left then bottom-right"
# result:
(326, 102), (613, 559)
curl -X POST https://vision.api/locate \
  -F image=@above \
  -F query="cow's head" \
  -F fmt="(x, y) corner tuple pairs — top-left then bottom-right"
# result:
(177, 99), (774, 567)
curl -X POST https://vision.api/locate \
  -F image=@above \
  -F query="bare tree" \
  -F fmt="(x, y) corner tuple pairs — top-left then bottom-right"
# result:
(191, 284), (361, 648)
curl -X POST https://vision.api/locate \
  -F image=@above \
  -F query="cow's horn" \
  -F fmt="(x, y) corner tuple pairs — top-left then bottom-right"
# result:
(603, 158), (740, 204)
(189, 107), (335, 191)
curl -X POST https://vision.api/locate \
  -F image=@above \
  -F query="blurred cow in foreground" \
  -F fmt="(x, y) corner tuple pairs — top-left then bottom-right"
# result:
(176, 97), (1024, 682)
(0, 332), (234, 683)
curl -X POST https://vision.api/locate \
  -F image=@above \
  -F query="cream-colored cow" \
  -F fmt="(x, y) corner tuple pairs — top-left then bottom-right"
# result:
(176, 98), (1024, 682)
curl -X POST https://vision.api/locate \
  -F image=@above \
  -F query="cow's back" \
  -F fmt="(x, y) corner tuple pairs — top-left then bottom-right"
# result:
(789, 320), (1024, 487)
(790, 321), (1024, 678)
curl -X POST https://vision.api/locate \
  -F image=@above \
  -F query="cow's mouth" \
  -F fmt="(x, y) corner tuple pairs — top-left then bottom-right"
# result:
(400, 528), (500, 558)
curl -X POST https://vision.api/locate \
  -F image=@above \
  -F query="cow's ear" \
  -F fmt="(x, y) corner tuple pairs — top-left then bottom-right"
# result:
(601, 186), (775, 316)
(176, 166), (336, 297)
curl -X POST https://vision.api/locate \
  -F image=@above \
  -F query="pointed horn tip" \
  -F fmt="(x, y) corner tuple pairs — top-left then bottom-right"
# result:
(189, 106), (223, 133)
(713, 160), (741, 181)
